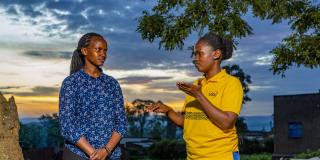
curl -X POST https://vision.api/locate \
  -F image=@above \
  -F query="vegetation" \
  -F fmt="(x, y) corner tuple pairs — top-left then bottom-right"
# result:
(19, 122), (43, 149)
(19, 104), (274, 159)
(223, 64), (252, 103)
(19, 113), (63, 150)
(148, 139), (186, 160)
(241, 153), (272, 160)
(126, 99), (155, 137)
(137, 0), (320, 76)
(239, 137), (273, 154)
(295, 149), (320, 159)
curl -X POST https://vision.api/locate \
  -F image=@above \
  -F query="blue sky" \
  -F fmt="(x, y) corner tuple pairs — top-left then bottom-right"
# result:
(0, 0), (319, 118)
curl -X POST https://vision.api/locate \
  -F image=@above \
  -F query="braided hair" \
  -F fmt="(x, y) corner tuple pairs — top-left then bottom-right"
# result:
(70, 32), (104, 75)
(198, 33), (233, 61)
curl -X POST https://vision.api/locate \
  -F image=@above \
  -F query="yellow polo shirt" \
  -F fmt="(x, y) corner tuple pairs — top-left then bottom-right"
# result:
(183, 69), (243, 160)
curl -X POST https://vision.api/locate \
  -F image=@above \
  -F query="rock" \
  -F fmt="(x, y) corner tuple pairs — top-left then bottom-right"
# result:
(0, 92), (24, 160)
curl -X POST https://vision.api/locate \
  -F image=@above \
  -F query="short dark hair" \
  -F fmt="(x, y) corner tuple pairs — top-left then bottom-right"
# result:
(198, 33), (233, 60)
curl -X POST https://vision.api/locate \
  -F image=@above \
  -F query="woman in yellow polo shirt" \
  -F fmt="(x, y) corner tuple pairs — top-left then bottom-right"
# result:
(146, 33), (243, 160)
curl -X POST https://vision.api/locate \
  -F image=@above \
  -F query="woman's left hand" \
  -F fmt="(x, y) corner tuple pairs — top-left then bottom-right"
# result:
(90, 148), (108, 160)
(177, 81), (202, 98)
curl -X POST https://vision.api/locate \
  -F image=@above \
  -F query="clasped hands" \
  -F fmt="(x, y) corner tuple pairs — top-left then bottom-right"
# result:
(89, 147), (110, 160)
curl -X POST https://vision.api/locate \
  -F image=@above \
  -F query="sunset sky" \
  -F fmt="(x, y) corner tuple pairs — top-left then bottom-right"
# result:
(1, 0), (319, 119)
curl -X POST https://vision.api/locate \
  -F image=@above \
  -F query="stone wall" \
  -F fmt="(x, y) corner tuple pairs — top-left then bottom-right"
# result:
(0, 92), (24, 160)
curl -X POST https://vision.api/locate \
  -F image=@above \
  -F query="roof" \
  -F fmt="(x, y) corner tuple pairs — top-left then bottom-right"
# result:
(274, 92), (320, 98)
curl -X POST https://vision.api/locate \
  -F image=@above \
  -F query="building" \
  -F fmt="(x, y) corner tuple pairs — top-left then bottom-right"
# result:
(273, 92), (320, 159)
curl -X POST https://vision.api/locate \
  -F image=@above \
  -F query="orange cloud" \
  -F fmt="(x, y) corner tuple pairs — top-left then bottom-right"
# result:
(166, 100), (184, 112)
(3, 94), (59, 118)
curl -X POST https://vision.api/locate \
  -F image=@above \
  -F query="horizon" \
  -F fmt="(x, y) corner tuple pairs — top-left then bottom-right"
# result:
(19, 114), (274, 132)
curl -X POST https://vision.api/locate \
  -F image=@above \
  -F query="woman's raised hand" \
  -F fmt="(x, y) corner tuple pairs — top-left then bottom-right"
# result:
(145, 101), (171, 114)
(176, 81), (202, 98)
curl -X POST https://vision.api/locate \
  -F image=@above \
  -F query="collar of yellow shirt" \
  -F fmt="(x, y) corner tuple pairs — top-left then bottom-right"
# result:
(198, 69), (227, 85)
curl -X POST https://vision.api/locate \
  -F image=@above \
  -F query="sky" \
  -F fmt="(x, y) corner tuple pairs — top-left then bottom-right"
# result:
(0, 0), (319, 118)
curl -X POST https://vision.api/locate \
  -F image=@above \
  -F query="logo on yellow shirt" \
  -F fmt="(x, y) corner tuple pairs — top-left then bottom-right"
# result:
(208, 91), (218, 97)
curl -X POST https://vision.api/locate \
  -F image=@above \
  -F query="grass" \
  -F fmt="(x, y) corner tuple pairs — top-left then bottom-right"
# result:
(241, 153), (272, 160)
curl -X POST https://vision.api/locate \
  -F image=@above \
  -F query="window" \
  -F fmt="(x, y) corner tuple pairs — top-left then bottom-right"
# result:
(288, 122), (302, 138)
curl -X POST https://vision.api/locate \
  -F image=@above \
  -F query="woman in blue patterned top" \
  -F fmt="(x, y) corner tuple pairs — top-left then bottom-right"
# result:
(59, 32), (127, 160)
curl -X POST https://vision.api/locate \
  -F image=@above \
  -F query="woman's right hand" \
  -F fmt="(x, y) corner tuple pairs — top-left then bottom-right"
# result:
(90, 148), (108, 160)
(146, 101), (184, 127)
(145, 101), (172, 114)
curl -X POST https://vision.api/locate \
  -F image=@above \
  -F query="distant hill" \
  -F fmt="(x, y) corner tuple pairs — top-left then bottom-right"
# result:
(20, 117), (39, 124)
(241, 116), (273, 132)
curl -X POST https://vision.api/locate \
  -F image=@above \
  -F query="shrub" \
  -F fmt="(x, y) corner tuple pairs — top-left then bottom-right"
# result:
(295, 149), (320, 159)
(148, 139), (186, 160)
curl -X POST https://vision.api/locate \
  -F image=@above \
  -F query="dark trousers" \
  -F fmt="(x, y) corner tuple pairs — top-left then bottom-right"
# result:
(63, 147), (87, 160)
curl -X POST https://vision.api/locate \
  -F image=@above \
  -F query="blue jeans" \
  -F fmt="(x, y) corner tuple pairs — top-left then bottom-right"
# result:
(233, 151), (240, 160)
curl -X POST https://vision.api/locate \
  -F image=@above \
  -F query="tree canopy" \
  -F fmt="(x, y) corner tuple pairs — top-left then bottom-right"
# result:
(137, 0), (320, 76)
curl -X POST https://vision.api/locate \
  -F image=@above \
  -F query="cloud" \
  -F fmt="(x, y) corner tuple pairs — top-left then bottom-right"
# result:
(2, 2), (72, 38)
(255, 55), (274, 66)
(105, 45), (194, 71)
(0, 86), (23, 90)
(0, 72), (19, 76)
(118, 76), (172, 84)
(8, 86), (59, 97)
(146, 82), (182, 94)
(249, 85), (275, 91)
(121, 84), (184, 104)
(23, 50), (72, 59)
(0, 0), (155, 39)
(0, 0), (198, 72)
(242, 100), (274, 116)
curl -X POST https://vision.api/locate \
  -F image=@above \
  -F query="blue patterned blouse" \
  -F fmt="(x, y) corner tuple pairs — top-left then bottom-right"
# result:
(59, 69), (127, 159)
